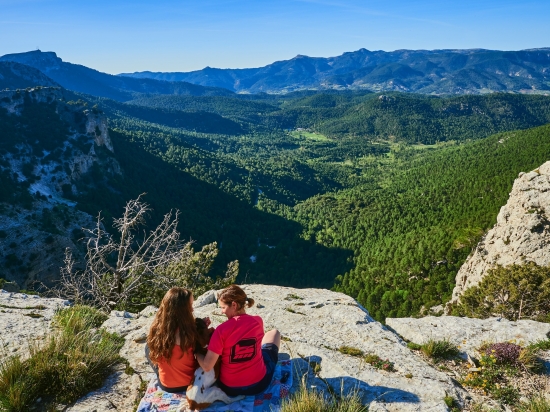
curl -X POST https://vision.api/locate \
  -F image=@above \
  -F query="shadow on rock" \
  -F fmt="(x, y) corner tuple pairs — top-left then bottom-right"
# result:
(290, 356), (420, 405)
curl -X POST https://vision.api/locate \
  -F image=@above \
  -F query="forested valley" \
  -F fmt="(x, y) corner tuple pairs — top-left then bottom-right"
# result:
(2, 86), (550, 321)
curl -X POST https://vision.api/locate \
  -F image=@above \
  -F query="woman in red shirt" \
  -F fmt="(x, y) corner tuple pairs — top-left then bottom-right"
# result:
(146, 287), (201, 392)
(196, 285), (281, 396)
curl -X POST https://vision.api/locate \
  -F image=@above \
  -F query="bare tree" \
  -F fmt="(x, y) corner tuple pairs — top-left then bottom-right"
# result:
(56, 195), (237, 310)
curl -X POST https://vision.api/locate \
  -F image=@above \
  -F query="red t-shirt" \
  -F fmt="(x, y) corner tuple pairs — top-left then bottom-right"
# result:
(157, 345), (197, 388)
(208, 314), (266, 387)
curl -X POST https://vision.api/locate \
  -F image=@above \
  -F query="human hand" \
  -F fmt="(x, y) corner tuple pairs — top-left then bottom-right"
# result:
(203, 317), (211, 327)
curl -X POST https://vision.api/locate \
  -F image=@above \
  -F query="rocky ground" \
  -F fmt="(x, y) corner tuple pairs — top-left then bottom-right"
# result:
(2, 285), (549, 412)
(387, 316), (550, 411)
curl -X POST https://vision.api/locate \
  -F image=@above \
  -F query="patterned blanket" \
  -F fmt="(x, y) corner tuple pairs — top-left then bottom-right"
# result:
(136, 360), (292, 412)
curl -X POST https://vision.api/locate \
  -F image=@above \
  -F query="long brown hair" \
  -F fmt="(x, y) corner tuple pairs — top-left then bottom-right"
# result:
(217, 284), (254, 311)
(147, 287), (197, 363)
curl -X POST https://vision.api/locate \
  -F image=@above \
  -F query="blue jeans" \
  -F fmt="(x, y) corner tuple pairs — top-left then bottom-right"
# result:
(217, 343), (279, 396)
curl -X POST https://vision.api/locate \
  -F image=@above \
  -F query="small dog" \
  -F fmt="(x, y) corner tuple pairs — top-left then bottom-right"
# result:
(185, 366), (245, 411)
(184, 318), (245, 411)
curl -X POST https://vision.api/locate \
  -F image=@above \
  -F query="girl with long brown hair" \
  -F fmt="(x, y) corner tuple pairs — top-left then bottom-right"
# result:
(195, 285), (281, 396)
(146, 287), (203, 392)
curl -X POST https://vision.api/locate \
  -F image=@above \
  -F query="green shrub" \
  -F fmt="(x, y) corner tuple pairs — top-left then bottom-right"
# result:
(0, 305), (122, 411)
(421, 339), (459, 359)
(454, 263), (550, 322)
(493, 385), (520, 405)
(443, 395), (458, 408)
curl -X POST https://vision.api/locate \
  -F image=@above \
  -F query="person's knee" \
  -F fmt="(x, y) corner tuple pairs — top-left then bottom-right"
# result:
(262, 329), (281, 347)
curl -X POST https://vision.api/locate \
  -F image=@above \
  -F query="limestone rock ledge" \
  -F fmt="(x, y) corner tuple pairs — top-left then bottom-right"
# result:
(61, 286), (466, 412)
(386, 316), (550, 358)
(450, 161), (550, 304)
(0, 289), (70, 358)
(10, 285), (549, 411)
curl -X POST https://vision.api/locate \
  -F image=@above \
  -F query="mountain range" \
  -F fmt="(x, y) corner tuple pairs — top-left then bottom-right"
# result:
(2, 48), (550, 97)
(0, 50), (234, 101)
(119, 48), (550, 94)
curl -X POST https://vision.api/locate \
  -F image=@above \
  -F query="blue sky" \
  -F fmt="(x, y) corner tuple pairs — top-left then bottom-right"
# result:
(1, 0), (549, 74)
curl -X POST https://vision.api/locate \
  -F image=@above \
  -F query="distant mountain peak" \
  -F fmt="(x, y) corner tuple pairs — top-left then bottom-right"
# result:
(0, 50), (63, 70)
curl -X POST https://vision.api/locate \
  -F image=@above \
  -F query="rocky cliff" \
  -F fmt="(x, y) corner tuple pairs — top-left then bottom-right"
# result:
(0, 87), (121, 289)
(450, 161), (550, 304)
(2, 286), (549, 412)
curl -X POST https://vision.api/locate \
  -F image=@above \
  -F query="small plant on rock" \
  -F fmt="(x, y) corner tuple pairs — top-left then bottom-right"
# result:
(364, 353), (395, 372)
(421, 339), (459, 360)
(517, 395), (550, 412)
(483, 342), (521, 365)
(338, 346), (364, 357)
(407, 341), (422, 350)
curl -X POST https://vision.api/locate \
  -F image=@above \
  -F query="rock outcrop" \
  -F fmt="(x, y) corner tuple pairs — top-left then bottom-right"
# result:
(3, 285), (549, 411)
(0, 88), (121, 289)
(450, 161), (550, 304)
(0, 289), (70, 358)
(387, 316), (550, 358)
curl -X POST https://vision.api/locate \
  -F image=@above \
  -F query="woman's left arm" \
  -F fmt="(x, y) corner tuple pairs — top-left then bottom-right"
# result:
(196, 350), (219, 372)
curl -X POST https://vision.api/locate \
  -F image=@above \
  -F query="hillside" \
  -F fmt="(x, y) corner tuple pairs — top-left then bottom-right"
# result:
(0, 50), (234, 101)
(0, 61), (60, 90)
(284, 124), (550, 321)
(0, 87), (120, 287)
(120, 47), (550, 94)
(2, 63), (550, 321)
(127, 92), (550, 144)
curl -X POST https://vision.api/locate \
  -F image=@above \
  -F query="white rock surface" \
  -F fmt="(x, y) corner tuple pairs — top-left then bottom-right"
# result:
(387, 316), (550, 357)
(65, 367), (142, 412)
(450, 161), (550, 304)
(64, 286), (468, 411)
(6, 286), (549, 411)
(0, 289), (70, 358)
(192, 285), (465, 411)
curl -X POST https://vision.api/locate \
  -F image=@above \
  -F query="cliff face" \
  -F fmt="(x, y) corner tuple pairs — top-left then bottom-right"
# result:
(450, 161), (550, 304)
(0, 87), (121, 289)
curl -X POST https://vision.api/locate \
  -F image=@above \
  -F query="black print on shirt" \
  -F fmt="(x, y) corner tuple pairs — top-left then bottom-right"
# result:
(230, 338), (257, 363)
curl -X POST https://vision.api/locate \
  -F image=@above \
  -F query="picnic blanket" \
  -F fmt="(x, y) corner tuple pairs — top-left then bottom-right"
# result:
(136, 359), (292, 412)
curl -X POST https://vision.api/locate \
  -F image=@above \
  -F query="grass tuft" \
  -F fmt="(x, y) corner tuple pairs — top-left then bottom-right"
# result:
(53, 304), (108, 334)
(338, 346), (364, 357)
(407, 342), (422, 350)
(517, 395), (550, 412)
(279, 382), (368, 412)
(527, 339), (550, 351)
(0, 305), (122, 411)
(421, 339), (459, 359)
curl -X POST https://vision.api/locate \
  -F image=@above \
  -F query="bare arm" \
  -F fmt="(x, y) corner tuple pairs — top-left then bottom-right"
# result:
(195, 349), (219, 372)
